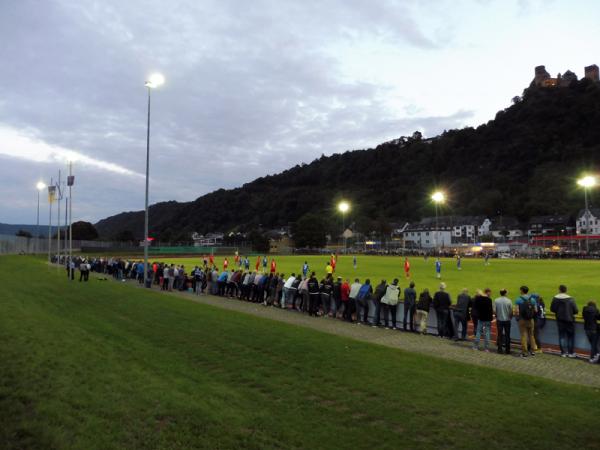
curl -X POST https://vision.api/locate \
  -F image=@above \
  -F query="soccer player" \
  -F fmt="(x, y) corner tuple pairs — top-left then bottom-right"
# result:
(255, 256), (260, 272)
(209, 254), (215, 267)
(456, 254), (462, 270)
(302, 261), (309, 277)
(262, 256), (268, 272)
(223, 258), (229, 271)
(484, 253), (490, 266)
(270, 258), (276, 274)
(325, 261), (334, 276)
(435, 258), (442, 279)
(353, 255), (357, 269)
(404, 257), (411, 278)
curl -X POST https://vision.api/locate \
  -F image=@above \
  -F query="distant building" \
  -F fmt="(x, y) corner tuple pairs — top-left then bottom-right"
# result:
(490, 217), (524, 240)
(534, 65), (551, 86)
(403, 216), (490, 249)
(576, 208), (600, 235)
(192, 232), (224, 246)
(528, 215), (573, 237)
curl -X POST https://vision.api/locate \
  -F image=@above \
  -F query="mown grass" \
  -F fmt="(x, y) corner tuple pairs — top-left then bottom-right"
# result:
(1, 256), (599, 449)
(156, 255), (600, 309)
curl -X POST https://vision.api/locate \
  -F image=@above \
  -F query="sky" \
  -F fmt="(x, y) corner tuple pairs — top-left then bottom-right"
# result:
(1, 0), (599, 225)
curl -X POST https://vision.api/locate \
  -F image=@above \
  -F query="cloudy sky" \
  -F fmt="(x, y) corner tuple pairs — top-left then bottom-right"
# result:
(1, 0), (599, 225)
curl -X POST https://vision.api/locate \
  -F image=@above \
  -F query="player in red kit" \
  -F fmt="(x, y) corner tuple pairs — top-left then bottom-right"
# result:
(404, 257), (410, 278)
(270, 259), (276, 274)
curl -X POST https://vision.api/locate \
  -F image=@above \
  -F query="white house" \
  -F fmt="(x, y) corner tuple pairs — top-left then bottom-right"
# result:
(577, 209), (600, 235)
(403, 217), (453, 249)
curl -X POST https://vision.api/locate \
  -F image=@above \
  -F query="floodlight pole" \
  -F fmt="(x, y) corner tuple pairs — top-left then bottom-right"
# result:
(143, 85), (151, 287)
(584, 187), (590, 254)
(36, 188), (40, 254)
(342, 210), (346, 253)
(434, 203), (439, 252)
(57, 170), (61, 265)
(48, 177), (53, 264)
(69, 161), (73, 281)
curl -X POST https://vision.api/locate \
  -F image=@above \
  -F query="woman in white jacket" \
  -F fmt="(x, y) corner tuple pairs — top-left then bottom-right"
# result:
(381, 279), (400, 329)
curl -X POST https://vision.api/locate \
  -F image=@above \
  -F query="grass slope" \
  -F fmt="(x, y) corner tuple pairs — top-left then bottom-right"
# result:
(1, 256), (599, 449)
(158, 255), (600, 309)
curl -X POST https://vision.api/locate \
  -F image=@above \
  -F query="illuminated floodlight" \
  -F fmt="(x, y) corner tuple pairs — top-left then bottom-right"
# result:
(338, 201), (350, 213)
(577, 176), (597, 188)
(145, 73), (165, 89)
(431, 191), (446, 204)
(36, 181), (46, 191)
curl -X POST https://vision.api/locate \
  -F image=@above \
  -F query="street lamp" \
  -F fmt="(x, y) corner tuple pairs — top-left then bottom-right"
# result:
(431, 191), (446, 251)
(143, 73), (165, 287)
(577, 175), (597, 253)
(36, 181), (46, 253)
(338, 201), (350, 253)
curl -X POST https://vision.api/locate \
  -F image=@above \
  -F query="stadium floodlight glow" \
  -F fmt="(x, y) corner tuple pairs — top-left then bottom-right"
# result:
(338, 201), (350, 213)
(431, 191), (446, 204)
(145, 73), (165, 89)
(36, 181), (46, 191)
(578, 175), (597, 253)
(577, 176), (597, 188)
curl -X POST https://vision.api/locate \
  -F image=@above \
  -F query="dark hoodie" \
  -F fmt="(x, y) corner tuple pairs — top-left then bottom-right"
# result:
(551, 293), (579, 322)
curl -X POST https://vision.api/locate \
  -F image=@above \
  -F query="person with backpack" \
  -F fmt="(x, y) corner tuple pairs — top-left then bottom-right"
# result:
(582, 300), (600, 363)
(415, 288), (432, 334)
(356, 279), (373, 324)
(550, 285), (579, 358)
(371, 280), (387, 327)
(381, 278), (401, 329)
(515, 285), (538, 358)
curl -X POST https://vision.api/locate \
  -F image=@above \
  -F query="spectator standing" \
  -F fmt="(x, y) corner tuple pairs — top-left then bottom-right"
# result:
(550, 285), (579, 358)
(347, 278), (362, 322)
(582, 301), (600, 363)
(356, 279), (373, 324)
(433, 283), (452, 338)
(472, 288), (494, 352)
(403, 281), (417, 332)
(494, 289), (513, 355)
(453, 288), (470, 341)
(340, 278), (350, 319)
(415, 289), (432, 334)
(371, 280), (387, 327)
(307, 273), (321, 316)
(515, 286), (537, 358)
(381, 279), (400, 329)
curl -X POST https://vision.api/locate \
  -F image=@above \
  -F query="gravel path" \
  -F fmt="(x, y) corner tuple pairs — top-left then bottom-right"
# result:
(132, 281), (600, 388)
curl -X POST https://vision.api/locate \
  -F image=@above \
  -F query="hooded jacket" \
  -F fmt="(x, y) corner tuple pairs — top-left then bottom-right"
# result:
(382, 284), (400, 306)
(550, 293), (578, 322)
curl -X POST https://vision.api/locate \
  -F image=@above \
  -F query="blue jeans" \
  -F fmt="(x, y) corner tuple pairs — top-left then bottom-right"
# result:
(474, 320), (491, 349)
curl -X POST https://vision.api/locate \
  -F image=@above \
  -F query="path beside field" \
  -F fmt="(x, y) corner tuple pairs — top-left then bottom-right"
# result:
(120, 278), (600, 388)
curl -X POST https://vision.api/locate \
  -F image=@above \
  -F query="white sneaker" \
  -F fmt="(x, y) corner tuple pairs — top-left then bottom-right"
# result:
(568, 353), (577, 358)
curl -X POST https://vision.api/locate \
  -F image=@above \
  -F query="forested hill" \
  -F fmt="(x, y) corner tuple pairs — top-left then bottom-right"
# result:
(96, 78), (600, 241)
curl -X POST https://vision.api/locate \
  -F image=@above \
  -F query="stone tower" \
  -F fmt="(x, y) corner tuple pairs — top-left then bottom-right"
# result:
(585, 64), (599, 82)
(533, 65), (551, 85)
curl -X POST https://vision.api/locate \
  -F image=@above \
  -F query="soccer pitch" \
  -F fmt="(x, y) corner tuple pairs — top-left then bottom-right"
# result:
(157, 255), (600, 308)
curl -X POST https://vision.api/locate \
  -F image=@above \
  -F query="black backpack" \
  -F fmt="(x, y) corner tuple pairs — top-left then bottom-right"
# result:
(519, 296), (536, 320)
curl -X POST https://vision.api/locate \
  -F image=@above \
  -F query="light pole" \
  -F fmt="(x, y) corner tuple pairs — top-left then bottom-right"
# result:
(338, 201), (350, 253)
(143, 73), (165, 287)
(577, 175), (597, 254)
(36, 182), (46, 253)
(47, 181), (56, 264)
(431, 191), (446, 252)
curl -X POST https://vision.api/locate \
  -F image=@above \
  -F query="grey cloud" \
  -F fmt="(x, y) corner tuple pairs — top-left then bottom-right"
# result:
(0, 0), (467, 224)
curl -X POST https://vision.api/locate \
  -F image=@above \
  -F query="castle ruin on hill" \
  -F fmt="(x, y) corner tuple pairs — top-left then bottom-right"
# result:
(533, 64), (599, 87)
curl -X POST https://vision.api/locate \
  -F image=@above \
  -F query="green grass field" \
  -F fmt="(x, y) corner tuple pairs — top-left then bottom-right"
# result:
(2, 255), (600, 449)
(155, 255), (600, 309)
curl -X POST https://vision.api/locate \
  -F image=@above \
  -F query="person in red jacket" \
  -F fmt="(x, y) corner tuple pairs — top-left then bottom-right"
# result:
(340, 278), (351, 319)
